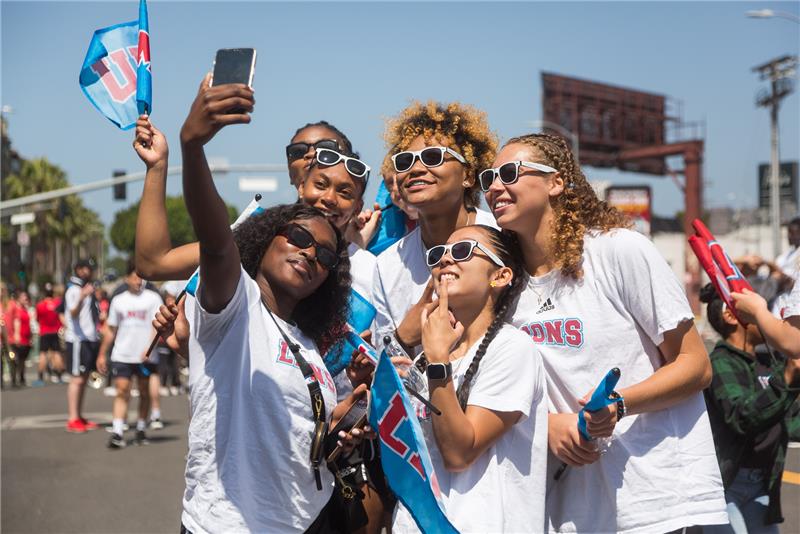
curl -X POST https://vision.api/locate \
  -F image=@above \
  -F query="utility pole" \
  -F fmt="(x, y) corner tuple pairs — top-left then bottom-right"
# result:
(752, 55), (797, 258)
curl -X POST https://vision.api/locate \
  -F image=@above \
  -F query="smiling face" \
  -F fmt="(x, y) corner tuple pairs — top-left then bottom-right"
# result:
(287, 125), (345, 189)
(395, 135), (470, 213)
(430, 226), (512, 313)
(259, 216), (337, 304)
(298, 164), (364, 232)
(484, 143), (564, 235)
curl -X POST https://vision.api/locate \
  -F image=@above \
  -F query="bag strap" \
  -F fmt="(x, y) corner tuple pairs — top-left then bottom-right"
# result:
(262, 302), (327, 490)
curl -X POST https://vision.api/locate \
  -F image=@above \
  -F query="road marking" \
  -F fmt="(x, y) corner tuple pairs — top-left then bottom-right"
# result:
(2, 411), (140, 430)
(784, 471), (800, 486)
(789, 441), (800, 449)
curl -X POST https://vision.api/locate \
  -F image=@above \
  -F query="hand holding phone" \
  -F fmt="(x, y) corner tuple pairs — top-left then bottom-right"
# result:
(211, 48), (257, 114)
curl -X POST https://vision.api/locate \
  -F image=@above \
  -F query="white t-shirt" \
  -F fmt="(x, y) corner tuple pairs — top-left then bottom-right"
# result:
(393, 325), (548, 533)
(511, 229), (727, 534)
(64, 282), (99, 343)
(372, 208), (497, 350)
(775, 246), (799, 280)
(181, 267), (338, 534)
(773, 281), (800, 319)
(107, 289), (162, 364)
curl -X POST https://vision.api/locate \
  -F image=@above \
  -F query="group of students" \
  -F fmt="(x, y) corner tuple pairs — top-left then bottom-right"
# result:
(123, 74), (798, 534)
(1, 282), (66, 387)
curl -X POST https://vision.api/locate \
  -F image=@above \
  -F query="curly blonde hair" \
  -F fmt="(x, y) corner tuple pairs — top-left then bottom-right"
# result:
(506, 133), (631, 279)
(384, 101), (498, 209)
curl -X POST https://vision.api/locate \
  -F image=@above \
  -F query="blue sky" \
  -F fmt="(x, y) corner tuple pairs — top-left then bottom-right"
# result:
(2, 1), (799, 234)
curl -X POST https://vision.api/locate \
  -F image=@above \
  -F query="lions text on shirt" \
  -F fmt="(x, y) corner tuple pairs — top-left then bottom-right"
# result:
(182, 267), (337, 534)
(64, 283), (99, 342)
(393, 325), (548, 533)
(511, 229), (727, 534)
(107, 289), (163, 364)
(373, 208), (497, 349)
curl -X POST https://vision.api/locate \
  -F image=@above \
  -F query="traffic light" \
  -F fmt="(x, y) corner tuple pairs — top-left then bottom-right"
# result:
(113, 169), (126, 201)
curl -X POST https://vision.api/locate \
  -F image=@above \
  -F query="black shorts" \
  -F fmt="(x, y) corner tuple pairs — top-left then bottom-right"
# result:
(65, 341), (100, 376)
(110, 361), (158, 379)
(39, 333), (61, 352)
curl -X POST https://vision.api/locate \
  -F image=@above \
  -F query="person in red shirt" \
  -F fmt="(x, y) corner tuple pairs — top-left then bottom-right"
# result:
(7, 290), (32, 387)
(35, 283), (64, 384)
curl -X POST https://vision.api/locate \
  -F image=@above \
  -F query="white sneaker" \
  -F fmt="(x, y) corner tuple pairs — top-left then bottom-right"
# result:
(169, 386), (180, 396)
(149, 418), (164, 430)
(103, 386), (116, 397)
(130, 388), (140, 398)
(159, 386), (170, 396)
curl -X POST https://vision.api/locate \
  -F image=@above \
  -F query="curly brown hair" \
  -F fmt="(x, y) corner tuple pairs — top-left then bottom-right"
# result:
(505, 133), (631, 279)
(384, 101), (498, 209)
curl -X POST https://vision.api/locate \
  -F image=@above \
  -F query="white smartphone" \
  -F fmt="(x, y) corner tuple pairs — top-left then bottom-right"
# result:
(210, 48), (257, 88)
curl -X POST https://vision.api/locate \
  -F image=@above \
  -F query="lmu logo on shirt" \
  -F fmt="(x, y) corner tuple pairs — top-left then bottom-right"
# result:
(275, 340), (336, 393)
(519, 318), (584, 348)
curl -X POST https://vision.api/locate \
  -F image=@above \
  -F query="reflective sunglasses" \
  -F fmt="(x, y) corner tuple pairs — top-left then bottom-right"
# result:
(315, 148), (371, 181)
(478, 161), (558, 192)
(392, 146), (466, 173)
(278, 223), (339, 270)
(285, 139), (341, 162)
(426, 239), (506, 269)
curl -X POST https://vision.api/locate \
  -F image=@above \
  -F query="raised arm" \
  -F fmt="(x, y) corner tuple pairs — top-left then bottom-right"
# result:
(133, 116), (200, 281)
(732, 289), (800, 359)
(179, 74), (254, 313)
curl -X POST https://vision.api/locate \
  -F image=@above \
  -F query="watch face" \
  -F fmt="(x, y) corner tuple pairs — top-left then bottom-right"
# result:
(427, 363), (448, 380)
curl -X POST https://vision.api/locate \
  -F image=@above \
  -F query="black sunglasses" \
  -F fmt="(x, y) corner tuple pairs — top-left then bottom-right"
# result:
(285, 139), (341, 162)
(278, 223), (339, 270)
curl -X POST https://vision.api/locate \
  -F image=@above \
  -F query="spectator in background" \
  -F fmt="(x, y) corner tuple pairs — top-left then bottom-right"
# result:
(701, 283), (800, 533)
(97, 261), (163, 448)
(775, 217), (800, 281)
(0, 283), (8, 389)
(7, 290), (32, 387)
(732, 282), (800, 360)
(35, 283), (64, 384)
(64, 259), (102, 433)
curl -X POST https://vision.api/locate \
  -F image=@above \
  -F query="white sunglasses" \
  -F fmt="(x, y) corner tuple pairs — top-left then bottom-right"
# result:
(426, 239), (506, 269)
(478, 160), (558, 191)
(392, 146), (466, 173)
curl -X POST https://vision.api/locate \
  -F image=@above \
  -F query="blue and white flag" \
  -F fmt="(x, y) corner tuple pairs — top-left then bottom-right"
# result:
(369, 351), (458, 534)
(79, 0), (151, 129)
(367, 181), (409, 256)
(324, 289), (377, 375)
(184, 197), (265, 297)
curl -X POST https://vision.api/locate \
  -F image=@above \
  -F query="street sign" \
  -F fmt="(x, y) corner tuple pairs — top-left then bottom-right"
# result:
(10, 212), (35, 225)
(758, 161), (798, 218)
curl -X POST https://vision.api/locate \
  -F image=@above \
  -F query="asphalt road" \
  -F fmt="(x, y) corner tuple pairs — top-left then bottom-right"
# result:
(2, 371), (799, 533)
(2, 378), (187, 533)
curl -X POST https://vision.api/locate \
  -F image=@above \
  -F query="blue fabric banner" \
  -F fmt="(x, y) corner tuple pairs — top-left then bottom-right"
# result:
(369, 352), (458, 534)
(367, 181), (409, 256)
(79, 0), (151, 129)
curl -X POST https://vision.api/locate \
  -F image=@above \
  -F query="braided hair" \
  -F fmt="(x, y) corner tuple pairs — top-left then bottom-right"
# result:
(450, 225), (527, 411)
(292, 120), (354, 155)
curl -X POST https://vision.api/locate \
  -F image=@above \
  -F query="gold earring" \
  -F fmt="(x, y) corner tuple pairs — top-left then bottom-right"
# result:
(489, 281), (498, 288)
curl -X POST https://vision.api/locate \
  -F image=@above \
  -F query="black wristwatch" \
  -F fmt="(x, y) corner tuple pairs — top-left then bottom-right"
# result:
(426, 362), (452, 381)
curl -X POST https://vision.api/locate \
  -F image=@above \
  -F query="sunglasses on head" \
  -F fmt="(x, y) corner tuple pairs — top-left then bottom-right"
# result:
(315, 148), (371, 182)
(426, 239), (506, 269)
(392, 146), (466, 174)
(278, 223), (339, 270)
(478, 161), (558, 192)
(286, 139), (341, 162)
